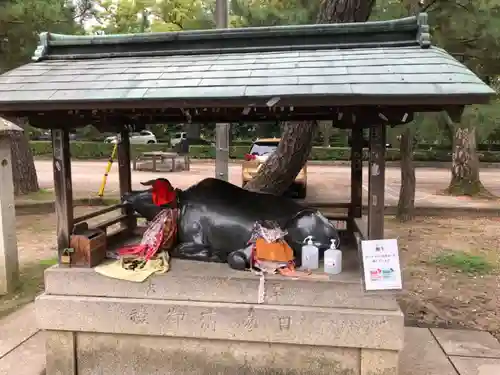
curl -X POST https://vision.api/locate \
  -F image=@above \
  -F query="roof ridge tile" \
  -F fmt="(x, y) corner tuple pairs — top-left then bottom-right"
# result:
(31, 16), (429, 61)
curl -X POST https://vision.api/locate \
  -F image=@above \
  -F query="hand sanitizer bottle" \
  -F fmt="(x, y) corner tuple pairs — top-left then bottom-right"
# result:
(324, 239), (342, 275)
(301, 236), (319, 270)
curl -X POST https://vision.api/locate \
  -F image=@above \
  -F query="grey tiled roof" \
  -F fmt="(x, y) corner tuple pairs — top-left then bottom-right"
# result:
(0, 15), (494, 111)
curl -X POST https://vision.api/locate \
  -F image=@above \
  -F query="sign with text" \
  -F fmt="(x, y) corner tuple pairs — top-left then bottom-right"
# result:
(361, 239), (403, 291)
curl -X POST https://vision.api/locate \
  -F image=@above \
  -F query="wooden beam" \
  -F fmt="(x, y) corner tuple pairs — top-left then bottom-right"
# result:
(350, 126), (363, 219)
(348, 125), (364, 242)
(22, 106), (427, 130)
(353, 216), (368, 241)
(117, 128), (136, 233)
(367, 124), (386, 240)
(73, 204), (125, 224)
(52, 129), (74, 260)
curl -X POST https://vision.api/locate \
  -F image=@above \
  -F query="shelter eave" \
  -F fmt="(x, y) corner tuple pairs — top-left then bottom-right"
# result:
(0, 92), (493, 115)
(1, 44), (494, 113)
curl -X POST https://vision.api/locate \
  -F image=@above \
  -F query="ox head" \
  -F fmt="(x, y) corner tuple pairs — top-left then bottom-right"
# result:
(140, 178), (177, 206)
(121, 178), (177, 221)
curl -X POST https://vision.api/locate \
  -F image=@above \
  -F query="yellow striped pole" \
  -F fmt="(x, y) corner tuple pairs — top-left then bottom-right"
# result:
(97, 143), (118, 197)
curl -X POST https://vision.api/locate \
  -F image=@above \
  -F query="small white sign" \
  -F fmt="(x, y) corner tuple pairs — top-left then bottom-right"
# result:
(361, 239), (403, 291)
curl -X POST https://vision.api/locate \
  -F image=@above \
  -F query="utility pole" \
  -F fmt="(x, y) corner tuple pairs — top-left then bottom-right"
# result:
(214, 0), (230, 181)
(215, 0), (229, 28)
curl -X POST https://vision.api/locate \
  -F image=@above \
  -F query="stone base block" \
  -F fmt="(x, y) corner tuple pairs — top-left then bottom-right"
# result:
(44, 330), (400, 375)
(36, 294), (404, 350)
(37, 260), (404, 375)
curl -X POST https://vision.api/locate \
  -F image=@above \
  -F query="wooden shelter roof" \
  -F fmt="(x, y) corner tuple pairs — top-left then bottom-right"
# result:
(0, 14), (494, 128)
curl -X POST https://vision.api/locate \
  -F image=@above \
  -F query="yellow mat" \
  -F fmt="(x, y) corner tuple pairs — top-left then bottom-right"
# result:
(95, 253), (170, 283)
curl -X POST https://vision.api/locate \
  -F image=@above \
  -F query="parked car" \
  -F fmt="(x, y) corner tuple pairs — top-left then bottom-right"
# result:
(32, 131), (77, 141)
(170, 132), (187, 147)
(104, 130), (157, 145)
(241, 138), (308, 199)
(187, 138), (214, 146)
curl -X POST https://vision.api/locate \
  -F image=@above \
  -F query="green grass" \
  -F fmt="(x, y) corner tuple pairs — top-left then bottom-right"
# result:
(0, 257), (57, 319)
(16, 188), (55, 201)
(432, 250), (494, 274)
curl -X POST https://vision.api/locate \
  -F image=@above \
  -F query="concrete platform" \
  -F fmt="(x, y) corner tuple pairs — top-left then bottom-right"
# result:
(35, 252), (405, 375)
(2, 305), (500, 375)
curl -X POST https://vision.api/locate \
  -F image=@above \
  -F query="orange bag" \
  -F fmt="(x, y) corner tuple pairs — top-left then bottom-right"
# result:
(254, 238), (294, 263)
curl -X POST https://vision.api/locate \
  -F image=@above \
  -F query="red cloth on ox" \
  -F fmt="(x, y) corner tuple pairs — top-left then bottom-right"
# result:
(152, 179), (176, 206)
(118, 209), (178, 261)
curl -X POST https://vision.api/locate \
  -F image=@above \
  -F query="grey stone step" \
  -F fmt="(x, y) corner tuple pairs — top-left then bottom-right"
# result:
(400, 327), (458, 375)
(431, 328), (500, 359)
(0, 303), (39, 359)
(43, 260), (400, 311)
(449, 356), (500, 375)
(0, 331), (45, 375)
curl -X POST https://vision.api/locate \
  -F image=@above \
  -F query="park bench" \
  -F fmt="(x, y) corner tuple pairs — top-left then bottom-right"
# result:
(132, 151), (190, 172)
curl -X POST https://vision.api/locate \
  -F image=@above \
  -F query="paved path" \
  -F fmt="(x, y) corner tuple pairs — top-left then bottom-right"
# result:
(34, 160), (500, 208)
(1, 303), (499, 375)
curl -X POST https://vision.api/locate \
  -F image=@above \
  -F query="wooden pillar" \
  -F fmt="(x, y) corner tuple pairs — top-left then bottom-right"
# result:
(52, 129), (74, 261)
(350, 126), (364, 218)
(348, 126), (364, 242)
(367, 124), (386, 240)
(0, 120), (22, 295)
(215, 123), (230, 181)
(117, 128), (136, 232)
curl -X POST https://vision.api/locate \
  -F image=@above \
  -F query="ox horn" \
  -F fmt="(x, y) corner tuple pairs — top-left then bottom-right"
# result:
(140, 179), (157, 186)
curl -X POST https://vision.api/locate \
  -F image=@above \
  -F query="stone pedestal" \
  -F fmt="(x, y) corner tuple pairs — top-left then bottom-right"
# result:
(36, 255), (404, 375)
(0, 118), (22, 295)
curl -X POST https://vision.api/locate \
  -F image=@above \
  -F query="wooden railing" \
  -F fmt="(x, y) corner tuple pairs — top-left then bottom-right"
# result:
(73, 204), (124, 223)
(72, 203), (135, 246)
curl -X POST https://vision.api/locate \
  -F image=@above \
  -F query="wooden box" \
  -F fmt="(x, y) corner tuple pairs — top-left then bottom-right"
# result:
(69, 229), (107, 268)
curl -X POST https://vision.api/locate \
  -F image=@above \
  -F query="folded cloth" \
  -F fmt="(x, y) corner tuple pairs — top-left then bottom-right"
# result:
(118, 208), (178, 260)
(95, 252), (170, 283)
(254, 238), (294, 263)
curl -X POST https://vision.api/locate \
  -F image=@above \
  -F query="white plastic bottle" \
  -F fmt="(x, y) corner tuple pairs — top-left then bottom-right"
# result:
(301, 236), (319, 270)
(324, 239), (342, 275)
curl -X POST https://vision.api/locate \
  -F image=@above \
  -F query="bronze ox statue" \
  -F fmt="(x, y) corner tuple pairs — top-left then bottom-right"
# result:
(122, 177), (340, 268)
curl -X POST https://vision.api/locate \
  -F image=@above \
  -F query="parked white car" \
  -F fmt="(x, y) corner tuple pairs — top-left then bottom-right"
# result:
(104, 130), (157, 145)
(170, 132), (187, 147)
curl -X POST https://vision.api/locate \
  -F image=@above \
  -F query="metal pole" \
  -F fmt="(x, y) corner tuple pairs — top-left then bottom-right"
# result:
(98, 143), (117, 197)
(215, 0), (228, 28)
(215, 0), (230, 181)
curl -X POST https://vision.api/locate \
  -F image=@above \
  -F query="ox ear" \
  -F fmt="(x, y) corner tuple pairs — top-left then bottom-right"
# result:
(140, 179), (156, 186)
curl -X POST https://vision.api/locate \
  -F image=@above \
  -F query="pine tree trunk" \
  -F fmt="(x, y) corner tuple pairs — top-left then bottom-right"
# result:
(9, 129), (39, 195)
(317, 0), (376, 23)
(446, 122), (485, 196)
(244, 121), (316, 195)
(395, 1), (420, 221)
(245, 0), (376, 194)
(396, 126), (415, 222)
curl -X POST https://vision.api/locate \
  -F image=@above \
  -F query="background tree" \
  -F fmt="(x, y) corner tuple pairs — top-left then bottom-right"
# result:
(243, 0), (377, 194)
(394, 0), (421, 221)
(421, 0), (499, 196)
(0, 0), (84, 195)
